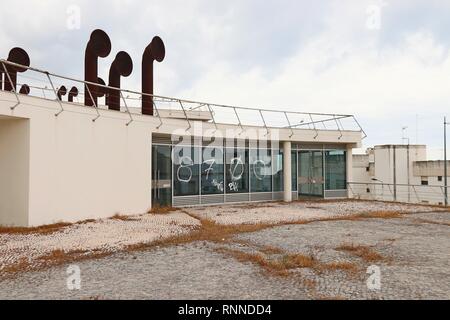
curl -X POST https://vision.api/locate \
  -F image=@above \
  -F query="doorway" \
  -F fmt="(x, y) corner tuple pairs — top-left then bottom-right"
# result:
(152, 145), (172, 207)
(298, 150), (324, 197)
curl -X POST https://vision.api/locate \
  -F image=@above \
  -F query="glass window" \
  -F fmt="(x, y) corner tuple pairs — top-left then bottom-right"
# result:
(299, 150), (324, 196)
(291, 150), (297, 191)
(272, 149), (283, 192)
(325, 150), (346, 190)
(173, 145), (200, 196)
(250, 149), (272, 192)
(225, 148), (249, 194)
(201, 147), (224, 195)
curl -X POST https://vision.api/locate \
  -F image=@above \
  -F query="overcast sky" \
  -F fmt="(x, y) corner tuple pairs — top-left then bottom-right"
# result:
(1, 0), (449, 158)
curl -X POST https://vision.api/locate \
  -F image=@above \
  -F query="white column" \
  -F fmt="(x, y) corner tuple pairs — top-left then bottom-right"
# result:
(283, 141), (292, 202)
(346, 145), (353, 198)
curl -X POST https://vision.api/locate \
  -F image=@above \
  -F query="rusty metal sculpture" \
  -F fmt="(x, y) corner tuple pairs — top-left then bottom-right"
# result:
(107, 51), (133, 111)
(19, 84), (30, 95)
(57, 86), (67, 101)
(3, 47), (30, 92)
(68, 86), (79, 102)
(142, 36), (165, 115)
(84, 29), (111, 107)
(95, 77), (107, 99)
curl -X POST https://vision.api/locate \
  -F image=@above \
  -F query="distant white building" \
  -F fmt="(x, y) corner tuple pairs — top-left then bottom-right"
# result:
(351, 145), (449, 205)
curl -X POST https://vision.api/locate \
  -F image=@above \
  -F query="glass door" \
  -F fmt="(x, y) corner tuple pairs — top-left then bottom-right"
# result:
(298, 150), (324, 197)
(152, 145), (172, 207)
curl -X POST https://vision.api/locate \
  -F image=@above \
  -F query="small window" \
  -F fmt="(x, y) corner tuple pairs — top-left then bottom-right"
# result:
(421, 177), (428, 186)
(438, 176), (443, 182)
(366, 167), (370, 172)
(366, 188), (371, 193)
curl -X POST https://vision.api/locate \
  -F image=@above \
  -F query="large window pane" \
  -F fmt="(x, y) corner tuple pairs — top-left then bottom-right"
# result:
(173, 145), (200, 196)
(273, 149), (283, 192)
(201, 147), (224, 195)
(225, 148), (249, 193)
(250, 149), (272, 192)
(291, 150), (297, 191)
(325, 150), (347, 190)
(298, 150), (323, 196)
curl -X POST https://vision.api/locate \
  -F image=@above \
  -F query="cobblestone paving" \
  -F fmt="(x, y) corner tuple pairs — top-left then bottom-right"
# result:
(0, 211), (448, 300)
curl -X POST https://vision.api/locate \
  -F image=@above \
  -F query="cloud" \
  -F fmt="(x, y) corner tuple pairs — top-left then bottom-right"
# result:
(0, 0), (449, 157)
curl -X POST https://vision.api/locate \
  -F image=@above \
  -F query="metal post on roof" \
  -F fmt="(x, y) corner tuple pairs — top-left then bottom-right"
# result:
(233, 107), (244, 135)
(259, 110), (269, 137)
(178, 100), (191, 132)
(45, 72), (64, 117)
(152, 101), (163, 129)
(120, 90), (133, 126)
(1, 61), (21, 110)
(334, 115), (343, 140)
(309, 114), (319, 139)
(85, 84), (100, 122)
(353, 115), (367, 139)
(284, 112), (294, 138)
(207, 104), (218, 133)
(444, 116), (448, 206)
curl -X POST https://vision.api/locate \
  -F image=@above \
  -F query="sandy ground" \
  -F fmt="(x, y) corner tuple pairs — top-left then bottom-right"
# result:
(187, 200), (444, 225)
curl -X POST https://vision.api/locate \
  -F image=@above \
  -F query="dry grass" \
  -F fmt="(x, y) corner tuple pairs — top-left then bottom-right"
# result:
(125, 215), (273, 253)
(413, 218), (450, 227)
(0, 257), (31, 275)
(0, 222), (72, 235)
(257, 245), (285, 255)
(214, 247), (316, 277)
(1, 248), (110, 279)
(148, 205), (180, 215)
(215, 245), (359, 279)
(320, 261), (359, 273)
(110, 214), (138, 221)
(362, 211), (404, 219)
(336, 243), (385, 263)
(0, 216), (107, 236)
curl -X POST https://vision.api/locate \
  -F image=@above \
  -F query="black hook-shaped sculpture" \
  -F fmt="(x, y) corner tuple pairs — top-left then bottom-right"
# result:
(107, 51), (133, 111)
(57, 86), (67, 101)
(19, 84), (30, 95)
(95, 77), (107, 100)
(142, 36), (165, 115)
(4, 47), (30, 92)
(68, 86), (79, 102)
(84, 29), (111, 107)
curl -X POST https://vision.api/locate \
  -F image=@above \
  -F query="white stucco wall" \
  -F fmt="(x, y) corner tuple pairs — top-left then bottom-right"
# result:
(27, 108), (153, 226)
(0, 117), (30, 226)
(1, 93), (153, 226)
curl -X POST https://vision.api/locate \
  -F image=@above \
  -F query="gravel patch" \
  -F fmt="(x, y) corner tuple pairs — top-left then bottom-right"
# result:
(235, 212), (450, 299)
(0, 242), (312, 300)
(1, 211), (448, 300)
(186, 200), (444, 225)
(0, 212), (200, 273)
(0, 201), (448, 300)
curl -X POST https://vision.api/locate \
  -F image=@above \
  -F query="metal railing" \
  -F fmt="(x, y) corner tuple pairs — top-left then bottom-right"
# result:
(0, 59), (367, 138)
(348, 182), (449, 206)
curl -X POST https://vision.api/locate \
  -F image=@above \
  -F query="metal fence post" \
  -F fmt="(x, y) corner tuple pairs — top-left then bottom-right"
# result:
(45, 72), (64, 117)
(1, 61), (21, 110)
